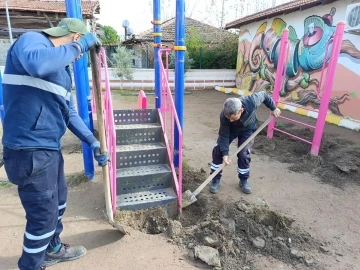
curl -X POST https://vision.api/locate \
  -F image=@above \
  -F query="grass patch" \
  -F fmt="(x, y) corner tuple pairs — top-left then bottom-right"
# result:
(0, 180), (13, 190)
(182, 159), (191, 171)
(66, 172), (89, 187)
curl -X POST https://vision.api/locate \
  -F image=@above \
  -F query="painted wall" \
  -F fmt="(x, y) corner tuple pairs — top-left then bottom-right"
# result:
(236, 1), (360, 121)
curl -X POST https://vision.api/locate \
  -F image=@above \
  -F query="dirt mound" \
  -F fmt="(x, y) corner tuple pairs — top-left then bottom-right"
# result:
(117, 167), (324, 269)
(254, 122), (360, 188)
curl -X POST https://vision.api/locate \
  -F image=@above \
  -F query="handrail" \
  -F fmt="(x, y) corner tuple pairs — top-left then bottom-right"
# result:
(137, 90), (148, 109)
(157, 48), (183, 212)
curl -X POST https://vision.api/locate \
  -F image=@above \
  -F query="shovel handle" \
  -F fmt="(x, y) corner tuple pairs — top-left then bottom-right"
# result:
(90, 48), (114, 223)
(192, 116), (273, 196)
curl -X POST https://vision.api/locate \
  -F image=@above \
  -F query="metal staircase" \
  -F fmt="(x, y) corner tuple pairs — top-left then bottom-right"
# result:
(93, 48), (182, 216)
(113, 109), (178, 211)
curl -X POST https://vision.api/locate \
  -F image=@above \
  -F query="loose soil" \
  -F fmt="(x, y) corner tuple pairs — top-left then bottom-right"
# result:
(254, 122), (360, 188)
(116, 167), (324, 270)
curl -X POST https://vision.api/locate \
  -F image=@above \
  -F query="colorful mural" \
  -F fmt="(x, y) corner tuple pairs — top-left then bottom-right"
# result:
(236, 7), (360, 118)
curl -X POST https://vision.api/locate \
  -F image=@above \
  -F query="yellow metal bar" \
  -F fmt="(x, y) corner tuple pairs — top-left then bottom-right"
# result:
(173, 46), (186, 51)
(152, 32), (162, 37)
(152, 20), (162, 25)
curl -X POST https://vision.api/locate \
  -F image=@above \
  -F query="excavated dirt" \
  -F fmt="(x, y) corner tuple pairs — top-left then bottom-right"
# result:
(253, 121), (360, 188)
(116, 167), (324, 270)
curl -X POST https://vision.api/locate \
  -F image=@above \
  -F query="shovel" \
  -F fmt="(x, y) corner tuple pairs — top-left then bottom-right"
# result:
(182, 116), (274, 208)
(90, 48), (126, 235)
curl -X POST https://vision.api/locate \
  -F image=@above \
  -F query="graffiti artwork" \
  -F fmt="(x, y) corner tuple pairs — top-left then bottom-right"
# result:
(236, 7), (360, 116)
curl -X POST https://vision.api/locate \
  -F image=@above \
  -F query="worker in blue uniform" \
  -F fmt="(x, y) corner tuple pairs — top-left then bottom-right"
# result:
(1, 18), (109, 270)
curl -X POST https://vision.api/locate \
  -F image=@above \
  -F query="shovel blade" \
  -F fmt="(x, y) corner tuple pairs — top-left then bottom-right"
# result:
(181, 190), (197, 208)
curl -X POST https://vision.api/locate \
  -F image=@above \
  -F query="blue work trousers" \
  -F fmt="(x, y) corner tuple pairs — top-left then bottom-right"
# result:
(3, 147), (67, 270)
(210, 130), (254, 182)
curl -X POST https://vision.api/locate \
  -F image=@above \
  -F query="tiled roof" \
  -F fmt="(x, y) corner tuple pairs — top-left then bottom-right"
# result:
(225, 0), (337, 29)
(0, 0), (100, 17)
(124, 17), (235, 45)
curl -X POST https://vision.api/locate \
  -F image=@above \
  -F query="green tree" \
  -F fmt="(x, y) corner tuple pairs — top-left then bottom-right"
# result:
(168, 51), (194, 74)
(112, 46), (135, 81)
(101, 25), (120, 45)
(186, 27), (207, 69)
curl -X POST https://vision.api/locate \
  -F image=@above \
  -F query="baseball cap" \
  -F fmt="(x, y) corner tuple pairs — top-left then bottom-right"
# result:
(42, 18), (89, 37)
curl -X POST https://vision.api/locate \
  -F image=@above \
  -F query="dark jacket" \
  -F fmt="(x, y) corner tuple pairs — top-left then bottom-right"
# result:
(2, 32), (96, 150)
(217, 91), (276, 155)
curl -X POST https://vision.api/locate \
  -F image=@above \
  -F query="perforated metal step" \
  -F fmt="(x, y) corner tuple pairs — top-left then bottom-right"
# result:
(116, 143), (167, 168)
(116, 188), (177, 210)
(115, 125), (163, 145)
(116, 164), (172, 195)
(113, 109), (158, 125)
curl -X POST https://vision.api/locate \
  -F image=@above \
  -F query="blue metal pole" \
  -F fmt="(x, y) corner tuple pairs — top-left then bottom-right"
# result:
(174, 0), (185, 167)
(153, 0), (162, 108)
(65, 0), (95, 180)
(0, 71), (5, 124)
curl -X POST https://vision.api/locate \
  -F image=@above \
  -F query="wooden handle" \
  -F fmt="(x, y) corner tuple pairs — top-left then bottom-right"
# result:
(192, 116), (273, 196)
(90, 48), (114, 223)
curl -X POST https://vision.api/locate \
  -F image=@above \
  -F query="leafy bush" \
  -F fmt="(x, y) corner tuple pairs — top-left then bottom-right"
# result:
(111, 46), (135, 80)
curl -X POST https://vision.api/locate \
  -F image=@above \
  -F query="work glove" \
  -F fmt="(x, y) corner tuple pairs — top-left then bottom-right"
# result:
(272, 108), (281, 118)
(76, 33), (102, 54)
(91, 141), (110, 167)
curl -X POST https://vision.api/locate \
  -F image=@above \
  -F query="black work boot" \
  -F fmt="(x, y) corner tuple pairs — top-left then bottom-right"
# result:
(41, 243), (87, 267)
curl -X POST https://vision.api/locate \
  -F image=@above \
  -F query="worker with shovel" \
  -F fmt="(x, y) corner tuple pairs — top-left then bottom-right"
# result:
(1, 18), (109, 270)
(209, 91), (281, 194)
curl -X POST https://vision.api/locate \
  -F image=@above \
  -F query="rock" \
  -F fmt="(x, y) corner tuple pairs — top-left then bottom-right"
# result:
(220, 218), (236, 233)
(252, 237), (266, 249)
(237, 202), (250, 212)
(335, 162), (358, 174)
(335, 251), (344, 256)
(319, 245), (331, 253)
(290, 249), (304, 259)
(174, 238), (183, 244)
(203, 236), (221, 247)
(264, 228), (273, 238)
(187, 249), (195, 260)
(200, 221), (211, 228)
(194, 246), (221, 267)
(268, 226), (274, 231)
(275, 237), (285, 242)
(188, 242), (195, 249)
(167, 220), (182, 238)
(305, 257), (315, 266)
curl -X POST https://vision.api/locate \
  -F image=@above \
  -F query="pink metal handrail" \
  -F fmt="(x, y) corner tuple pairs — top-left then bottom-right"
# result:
(157, 48), (183, 212)
(137, 90), (148, 109)
(92, 48), (117, 214)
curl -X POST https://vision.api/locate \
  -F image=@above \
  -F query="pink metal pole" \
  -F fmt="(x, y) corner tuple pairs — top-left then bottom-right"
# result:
(311, 22), (345, 155)
(278, 116), (316, 129)
(274, 128), (312, 144)
(267, 29), (289, 139)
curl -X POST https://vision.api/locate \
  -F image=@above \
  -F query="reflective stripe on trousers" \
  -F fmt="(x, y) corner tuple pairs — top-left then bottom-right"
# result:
(210, 130), (254, 182)
(3, 147), (67, 270)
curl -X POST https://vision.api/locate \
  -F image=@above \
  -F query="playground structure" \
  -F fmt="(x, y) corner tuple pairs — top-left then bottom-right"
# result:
(267, 21), (346, 156)
(0, 0), (185, 215)
(91, 0), (185, 214)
